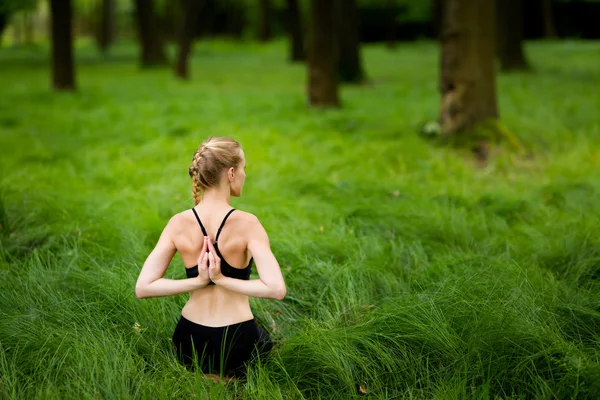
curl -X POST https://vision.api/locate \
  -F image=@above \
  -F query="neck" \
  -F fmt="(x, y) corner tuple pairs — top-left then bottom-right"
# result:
(199, 184), (231, 206)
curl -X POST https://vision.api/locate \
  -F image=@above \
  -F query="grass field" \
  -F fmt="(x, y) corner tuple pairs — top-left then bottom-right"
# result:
(1, 39), (600, 399)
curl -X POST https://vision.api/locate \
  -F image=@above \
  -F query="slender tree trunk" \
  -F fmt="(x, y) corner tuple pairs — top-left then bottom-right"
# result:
(0, 13), (7, 46)
(50, 0), (76, 91)
(496, 0), (529, 71)
(258, 0), (271, 42)
(286, 0), (305, 62)
(432, 0), (443, 39)
(440, 0), (497, 135)
(307, 0), (340, 108)
(339, 0), (365, 83)
(97, 0), (115, 53)
(386, 0), (396, 49)
(175, 0), (201, 80)
(24, 13), (34, 44)
(134, 0), (169, 68)
(541, 0), (557, 39)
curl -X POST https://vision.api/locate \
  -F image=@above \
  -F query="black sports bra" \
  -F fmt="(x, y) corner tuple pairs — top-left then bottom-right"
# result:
(186, 208), (253, 285)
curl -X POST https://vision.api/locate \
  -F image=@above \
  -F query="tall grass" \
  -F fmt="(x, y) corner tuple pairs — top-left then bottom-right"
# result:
(1, 39), (599, 399)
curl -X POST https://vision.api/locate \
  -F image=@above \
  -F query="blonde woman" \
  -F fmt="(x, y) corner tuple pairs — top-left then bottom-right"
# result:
(135, 137), (286, 379)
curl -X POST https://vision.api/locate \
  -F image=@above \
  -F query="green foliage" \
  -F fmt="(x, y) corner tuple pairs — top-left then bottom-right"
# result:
(1, 39), (600, 398)
(0, 0), (37, 14)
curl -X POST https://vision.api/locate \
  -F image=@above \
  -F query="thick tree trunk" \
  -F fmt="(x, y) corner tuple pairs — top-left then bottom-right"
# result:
(307, 0), (340, 108)
(258, 0), (271, 42)
(541, 0), (557, 39)
(286, 0), (305, 62)
(339, 0), (365, 83)
(134, 0), (169, 68)
(175, 0), (201, 80)
(97, 0), (115, 53)
(50, 0), (76, 91)
(440, 0), (498, 135)
(496, 0), (529, 71)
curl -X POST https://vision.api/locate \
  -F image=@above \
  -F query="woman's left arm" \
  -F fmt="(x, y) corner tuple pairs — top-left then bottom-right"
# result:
(136, 217), (210, 298)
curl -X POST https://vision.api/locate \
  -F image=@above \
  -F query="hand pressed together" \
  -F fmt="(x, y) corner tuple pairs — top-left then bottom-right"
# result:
(207, 239), (223, 282)
(196, 236), (210, 283)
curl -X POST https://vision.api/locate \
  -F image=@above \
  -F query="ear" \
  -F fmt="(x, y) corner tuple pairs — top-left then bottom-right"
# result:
(228, 167), (235, 181)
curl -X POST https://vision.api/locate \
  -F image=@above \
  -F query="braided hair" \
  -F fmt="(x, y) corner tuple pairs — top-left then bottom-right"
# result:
(188, 137), (243, 205)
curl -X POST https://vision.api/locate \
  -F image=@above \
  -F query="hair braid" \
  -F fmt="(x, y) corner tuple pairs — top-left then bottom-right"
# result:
(188, 149), (203, 205)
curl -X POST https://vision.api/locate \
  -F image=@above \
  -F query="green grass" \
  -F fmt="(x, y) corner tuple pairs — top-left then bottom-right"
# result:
(1, 39), (600, 399)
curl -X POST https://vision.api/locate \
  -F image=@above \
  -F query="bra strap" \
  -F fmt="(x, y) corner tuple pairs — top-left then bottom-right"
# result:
(215, 209), (236, 242)
(191, 208), (208, 236)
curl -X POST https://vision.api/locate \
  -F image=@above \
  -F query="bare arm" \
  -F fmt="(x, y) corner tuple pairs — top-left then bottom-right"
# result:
(136, 217), (210, 299)
(209, 216), (286, 300)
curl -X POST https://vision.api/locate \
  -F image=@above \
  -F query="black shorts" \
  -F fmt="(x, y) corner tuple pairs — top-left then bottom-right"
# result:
(172, 315), (273, 378)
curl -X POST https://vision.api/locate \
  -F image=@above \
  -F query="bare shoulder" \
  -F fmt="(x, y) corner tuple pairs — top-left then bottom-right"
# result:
(231, 210), (261, 228)
(164, 210), (193, 234)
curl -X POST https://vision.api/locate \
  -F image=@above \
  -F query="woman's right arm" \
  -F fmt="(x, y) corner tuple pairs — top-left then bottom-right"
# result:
(135, 218), (210, 298)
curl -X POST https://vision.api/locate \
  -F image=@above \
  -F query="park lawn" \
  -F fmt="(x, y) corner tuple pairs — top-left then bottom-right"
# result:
(1, 39), (600, 399)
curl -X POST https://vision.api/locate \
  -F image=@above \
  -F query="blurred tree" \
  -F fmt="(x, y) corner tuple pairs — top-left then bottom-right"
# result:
(496, 0), (530, 71)
(96, 0), (115, 54)
(439, 0), (497, 136)
(386, 0), (396, 48)
(0, 0), (38, 45)
(339, 0), (366, 83)
(541, 0), (558, 38)
(175, 0), (201, 79)
(258, 0), (271, 41)
(49, 0), (76, 90)
(286, 0), (304, 61)
(307, 0), (340, 107)
(134, 0), (169, 67)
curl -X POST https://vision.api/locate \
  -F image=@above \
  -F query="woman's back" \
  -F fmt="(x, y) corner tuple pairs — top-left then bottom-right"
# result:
(173, 205), (255, 327)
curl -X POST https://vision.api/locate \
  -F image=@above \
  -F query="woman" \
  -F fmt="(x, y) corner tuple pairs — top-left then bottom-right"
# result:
(135, 136), (286, 379)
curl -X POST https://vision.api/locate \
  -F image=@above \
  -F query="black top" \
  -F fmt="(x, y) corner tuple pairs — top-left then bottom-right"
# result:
(186, 208), (253, 285)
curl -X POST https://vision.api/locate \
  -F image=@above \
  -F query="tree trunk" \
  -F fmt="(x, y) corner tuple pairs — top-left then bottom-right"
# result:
(307, 0), (340, 108)
(0, 13), (9, 46)
(97, 0), (115, 53)
(386, 0), (396, 49)
(496, 0), (530, 71)
(50, 0), (76, 91)
(286, 0), (305, 62)
(541, 0), (557, 39)
(175, 0), (201, 80)
(432, 0), (443, 39)
(440, 0), (498, 135)
(339, 0), (365, 83)
(134, 0), (169, 68)
(24, 13), (34, 44)
(258, 0), (271, 42)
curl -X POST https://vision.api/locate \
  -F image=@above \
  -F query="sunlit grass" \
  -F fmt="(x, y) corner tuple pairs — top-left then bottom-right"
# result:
(1, 39), (599, 399)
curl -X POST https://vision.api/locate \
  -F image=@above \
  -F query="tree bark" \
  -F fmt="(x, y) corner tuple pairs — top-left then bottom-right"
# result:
(440, 0), (498, 135)
(286, 0), (305, 62)
(175, 0), (201, 80)
(496, 0), (530, 71)
(307, 0), (340, 108)
(541, 0), (557, 39)
(134, 0), (169, 68)
(50, 0), (76, 91)
(338, 0), (366, 83)
(97, 0), (115, 54)
(258, 0), (271, 42)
